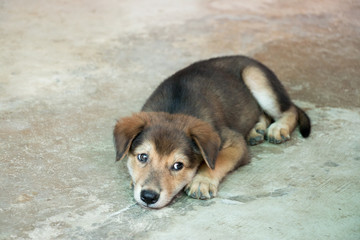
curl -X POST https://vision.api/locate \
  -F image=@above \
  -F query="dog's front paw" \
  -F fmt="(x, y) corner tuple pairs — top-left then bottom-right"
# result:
(185, 175), (219, 200)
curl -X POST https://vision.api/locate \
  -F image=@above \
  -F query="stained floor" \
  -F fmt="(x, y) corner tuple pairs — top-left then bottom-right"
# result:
(1, 0), (360, 239)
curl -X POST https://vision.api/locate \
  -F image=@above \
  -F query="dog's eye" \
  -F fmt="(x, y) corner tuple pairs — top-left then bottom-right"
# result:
(171, 162), (184, 171)
(137, 153), (149, 163)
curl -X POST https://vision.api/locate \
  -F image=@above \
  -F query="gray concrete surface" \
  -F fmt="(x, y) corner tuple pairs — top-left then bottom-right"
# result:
(1, 0), (359, 239)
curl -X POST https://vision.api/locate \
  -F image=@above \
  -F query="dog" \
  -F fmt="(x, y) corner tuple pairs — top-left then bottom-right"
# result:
(113, 55), (311, 209)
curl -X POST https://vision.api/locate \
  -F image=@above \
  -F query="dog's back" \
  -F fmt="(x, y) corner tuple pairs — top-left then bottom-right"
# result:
(142, 56), (263, 138)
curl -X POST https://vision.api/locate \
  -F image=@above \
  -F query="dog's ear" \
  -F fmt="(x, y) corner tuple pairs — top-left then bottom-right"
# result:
(189, 120), (221, 169)
(113, 113), (149, 161)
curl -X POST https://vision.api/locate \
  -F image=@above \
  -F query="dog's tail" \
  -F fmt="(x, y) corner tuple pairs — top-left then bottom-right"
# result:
(296, 106), (311, 138)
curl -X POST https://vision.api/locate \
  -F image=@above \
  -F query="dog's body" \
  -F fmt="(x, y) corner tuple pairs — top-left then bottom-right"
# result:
(114, 56), (311, 208)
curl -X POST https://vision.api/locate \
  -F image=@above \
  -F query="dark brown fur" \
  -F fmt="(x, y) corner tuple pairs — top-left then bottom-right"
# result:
(113, 55), (311, 208)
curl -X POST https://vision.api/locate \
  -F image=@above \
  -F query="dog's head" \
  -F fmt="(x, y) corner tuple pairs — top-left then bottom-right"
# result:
(113, 112), (220, 208)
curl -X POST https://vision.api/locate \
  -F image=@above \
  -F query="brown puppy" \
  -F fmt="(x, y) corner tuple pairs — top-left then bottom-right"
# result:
(113, 56), (311, 208)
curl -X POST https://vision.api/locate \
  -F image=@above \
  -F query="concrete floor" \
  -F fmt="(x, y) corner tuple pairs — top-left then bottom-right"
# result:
(1, 0), (359, 239)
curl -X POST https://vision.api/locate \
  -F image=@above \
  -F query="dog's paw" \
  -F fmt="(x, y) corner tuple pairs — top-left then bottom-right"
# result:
(185, 175), (219, 200)
(266, 122), (290, 144)
(247, 117), (269, 145)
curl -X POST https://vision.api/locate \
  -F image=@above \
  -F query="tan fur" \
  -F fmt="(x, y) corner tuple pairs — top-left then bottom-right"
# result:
(242, 66), (299, 143)
(114, 112), (221, 208)
(113, 113), (150, 161)
(128, 140), (196, 208)
(267, 105), (298, 142)
(113, 56), (311, 208)
(243, 66), (282, 119)
(185, 131), (248, 199)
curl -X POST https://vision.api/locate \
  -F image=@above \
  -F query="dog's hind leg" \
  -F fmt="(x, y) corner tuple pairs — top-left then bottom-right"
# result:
(242, 66), (298, 144)
(185, 130), (248, 199)
(247, 113), (271, 145)
(266, 106), (298, 143)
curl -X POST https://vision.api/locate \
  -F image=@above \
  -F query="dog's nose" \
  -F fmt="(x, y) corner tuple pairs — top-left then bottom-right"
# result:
(140, 190), (160, 205)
